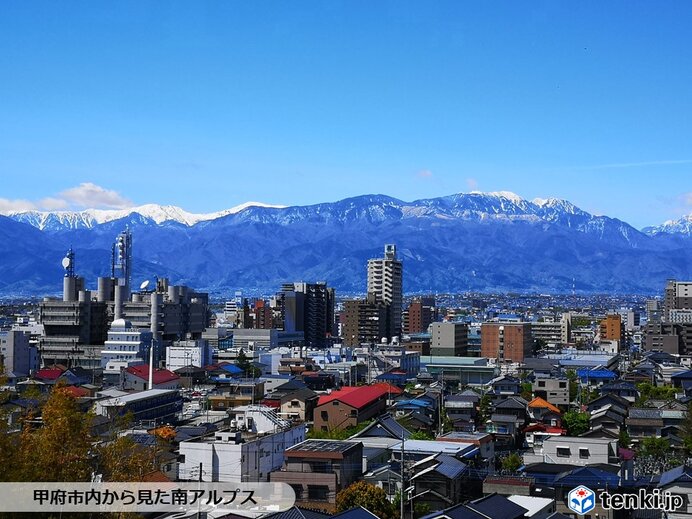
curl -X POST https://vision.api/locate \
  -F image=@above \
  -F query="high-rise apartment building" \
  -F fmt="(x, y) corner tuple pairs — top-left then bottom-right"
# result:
(645, 279), (692, 354)
(278, 282), (335, 347)
(342, 294), (388, 347)
(404, 296), (436, 334)
(367, 244), (403, 340)
(600, 314), (625, 342)
(480, 322), (532, 362)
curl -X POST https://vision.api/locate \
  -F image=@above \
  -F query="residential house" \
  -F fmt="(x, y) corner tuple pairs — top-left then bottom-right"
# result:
(523, 436), (620, 466)
(350, 413), (412, 440)
(410, 453), (469, 512)
(577, 368), (617, 387)
(658, 465), (692, 519)
(588, 405), (626, 438)
(270, 440), (363, 513)
(532, 376), (569, 408)
(445, 394), (478, 431)
(486, 375), (521, 401)
(527, 397), (562, 426)
(626, 408), (664, 440)
(122, 364), (180, 391)
(261, 386), (319, 422)
(313, 383), (400, 432)
(552, 466), (621, 518)
(207, 379), (265, 410)
(420, 493), (529, 519)
(599, 381), (639, 402)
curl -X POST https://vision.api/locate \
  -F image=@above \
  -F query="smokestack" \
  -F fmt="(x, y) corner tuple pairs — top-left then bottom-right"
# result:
(114, 284), (123, 320)
(97, 277), (109, 302)
(150, 292), (161, 335)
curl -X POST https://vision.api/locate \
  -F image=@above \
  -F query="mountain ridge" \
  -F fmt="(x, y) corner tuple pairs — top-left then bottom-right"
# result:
(1, 191), (690, 296)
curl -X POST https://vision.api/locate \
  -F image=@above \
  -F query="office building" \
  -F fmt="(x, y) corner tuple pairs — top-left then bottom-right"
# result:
(430, 322), (469, 356)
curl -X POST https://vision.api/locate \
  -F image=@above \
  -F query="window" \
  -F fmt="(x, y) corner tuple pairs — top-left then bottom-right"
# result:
(556, 447), (571, 457)
(350, 410), (357, 417)
(290, 484), (303, 499)
(579, 448), (590, 459)
(559, 382), (567, 389)
(321, 411), (328, 420)
(307, 485), (329, 501)
(538, 381), (545, 387)
(332, 401), (339, 406)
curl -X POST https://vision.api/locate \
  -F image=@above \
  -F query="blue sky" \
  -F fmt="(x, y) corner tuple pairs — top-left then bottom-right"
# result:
(0, 1), (691, 228)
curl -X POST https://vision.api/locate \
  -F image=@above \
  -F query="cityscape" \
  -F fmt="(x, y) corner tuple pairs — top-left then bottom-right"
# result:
(2, 2), (692, 519)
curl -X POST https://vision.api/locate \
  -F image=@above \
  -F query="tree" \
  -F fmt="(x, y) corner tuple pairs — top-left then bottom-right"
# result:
(501, 452), (523, 473)
(236, 349), (261, 378)
(520, 382), (533, 401)
(478, 394), (492, 424)
(563, 411), (589, 436)
(618, 430), (632, 449)
(565, 370), (579, 402)
(409, 430), (434, 440)
(638, 436), (670, 459)
(335, 481), (397, 519)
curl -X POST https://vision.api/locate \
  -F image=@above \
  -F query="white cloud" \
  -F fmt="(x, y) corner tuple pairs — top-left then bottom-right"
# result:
(466, 178), (478, 190)
(0, 198), (37, 213)
(0, 183), (132, 214)
(417, 169), (433, 178)
(58, 182), (132, 209)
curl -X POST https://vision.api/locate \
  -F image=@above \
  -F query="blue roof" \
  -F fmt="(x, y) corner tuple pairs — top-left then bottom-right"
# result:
(435, 454), (467, 479)
(467, 494), (528, 519)
(263, 506), (331, 519)
(332, 507), (380, 519)
(577, 368), (616, 379)
(671, 370), (692, 380)
(659, 465), (692, 487)
(394, 399), (432, 408)
(554, 467), (620, 488)
(220, 364), (243, 374)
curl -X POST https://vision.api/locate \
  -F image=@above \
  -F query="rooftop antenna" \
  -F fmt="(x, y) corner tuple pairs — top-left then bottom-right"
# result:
(62, 248), (75, 277)
(140, 280), (151, 292)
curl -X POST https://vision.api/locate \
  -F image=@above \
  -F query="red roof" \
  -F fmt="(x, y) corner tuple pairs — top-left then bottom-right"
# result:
(125, 365), (180, 385)
(34, 368), (64, 381)
(317, 383), (402, 410)
(60, 385), (90, 398)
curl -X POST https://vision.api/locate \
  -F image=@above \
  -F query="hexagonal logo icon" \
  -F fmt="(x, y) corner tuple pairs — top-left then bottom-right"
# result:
(568, 486), (596, 515)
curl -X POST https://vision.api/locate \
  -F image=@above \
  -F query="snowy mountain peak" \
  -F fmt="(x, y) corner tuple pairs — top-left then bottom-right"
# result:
(644, 214), (692, 236)
(6, 201), (286, 230)
(470, 190), (525, 203)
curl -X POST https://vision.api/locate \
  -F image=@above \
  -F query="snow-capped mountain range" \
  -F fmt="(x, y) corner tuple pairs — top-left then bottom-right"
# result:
(0, 191), (689, 295)
(6, 201), (286, 230)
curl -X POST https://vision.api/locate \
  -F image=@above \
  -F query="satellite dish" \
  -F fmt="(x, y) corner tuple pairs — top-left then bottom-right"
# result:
(61, 257), (71, 269)
(140, 280), (151, 291)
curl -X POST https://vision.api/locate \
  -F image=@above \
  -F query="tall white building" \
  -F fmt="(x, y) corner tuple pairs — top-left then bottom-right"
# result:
(100, 319), (152, 382)
(367, 244), (403, 340)
(165, 339), (212, 371)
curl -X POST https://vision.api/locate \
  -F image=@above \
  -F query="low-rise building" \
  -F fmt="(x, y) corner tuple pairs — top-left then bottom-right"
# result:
(178, 406), (305, 483)
(312, 384), (394, 432)
(270, 440), (363, 513)
(94, 388), (182, 425)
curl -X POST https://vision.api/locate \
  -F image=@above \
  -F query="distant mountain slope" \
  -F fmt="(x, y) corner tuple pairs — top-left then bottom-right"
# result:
(1, 192), (690, 295)
(643, 214), (692, 237)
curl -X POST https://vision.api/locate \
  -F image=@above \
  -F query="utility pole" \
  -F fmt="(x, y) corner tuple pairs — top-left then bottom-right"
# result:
(400, 432), (405, 519)
(197, 461), (203, 519)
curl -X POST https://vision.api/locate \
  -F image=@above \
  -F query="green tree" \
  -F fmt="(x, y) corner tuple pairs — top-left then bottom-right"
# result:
(236, 349), (261, 378)
(409, 430), (435, 440)
(565, 370), (578, 402)
(335, 481), (397, 519)
(478, 393), (492, 424)
(520, 382), (533, 401)
(501, 452), (523, 472)
(638, 436), (670, 459)
(563, 411), (590, 436)
(618, 430), (632, 449)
